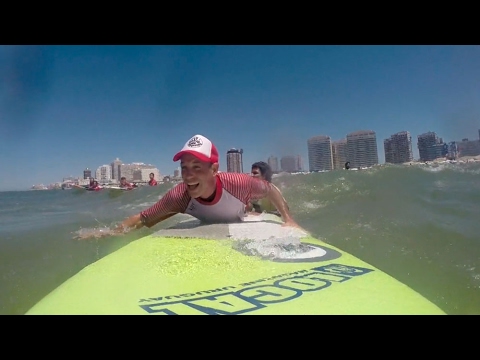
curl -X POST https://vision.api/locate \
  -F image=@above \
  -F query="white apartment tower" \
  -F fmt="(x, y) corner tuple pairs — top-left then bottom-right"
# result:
(115, 163), (161, 182)
(120, 162), (160, 182)
(346, 130), (379, 168)
(96, 165), (112, 182)
(307, 135), (333, 172)
(110, 158), (123, 180)
(332, 139), (347, 170)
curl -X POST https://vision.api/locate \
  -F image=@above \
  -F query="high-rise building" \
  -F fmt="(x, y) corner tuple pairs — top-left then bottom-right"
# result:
(83, 168), (92, 180)
(226, 148), (243, 173)
(456, 138), (480, 157)
(307, 135), (333, 172)
(96, 165), (112, 182)
(446, 142), (459, 160)
(110, 158), (123, 180)
(346, 130), (379, 168)
(296, 155), (303, 172)
(120, 162), (160, 182)
(136, 168), (161, 182)
(384, 138), (394, 164)
(331, 139), (347, 170)
(384, 131), (413, 164)
(280, 155), (298, 173)
(417, 132), (446, 161)
(267, 155), (279, 173)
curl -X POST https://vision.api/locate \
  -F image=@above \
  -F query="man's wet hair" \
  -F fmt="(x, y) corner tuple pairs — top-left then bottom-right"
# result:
(251, 161), (273, 182)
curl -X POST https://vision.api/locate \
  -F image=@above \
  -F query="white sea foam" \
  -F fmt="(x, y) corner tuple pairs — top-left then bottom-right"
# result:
(73, 226), (119, 240)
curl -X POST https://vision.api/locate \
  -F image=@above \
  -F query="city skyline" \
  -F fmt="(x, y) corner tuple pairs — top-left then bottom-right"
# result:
(2, 45), (480, 191)
(56, 126), (480, 184)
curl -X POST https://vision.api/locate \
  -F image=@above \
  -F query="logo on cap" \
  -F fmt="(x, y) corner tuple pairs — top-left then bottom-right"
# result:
(188, 136), (203, 148)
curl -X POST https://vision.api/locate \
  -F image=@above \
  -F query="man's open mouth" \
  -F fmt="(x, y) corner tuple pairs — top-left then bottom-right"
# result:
(187, 183), (199, 190)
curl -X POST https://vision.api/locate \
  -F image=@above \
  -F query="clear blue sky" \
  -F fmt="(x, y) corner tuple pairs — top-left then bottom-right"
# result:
(1, 45), (479, 191)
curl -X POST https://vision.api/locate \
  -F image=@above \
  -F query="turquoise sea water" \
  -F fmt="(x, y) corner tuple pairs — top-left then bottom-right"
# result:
(1, 162), (479, 315)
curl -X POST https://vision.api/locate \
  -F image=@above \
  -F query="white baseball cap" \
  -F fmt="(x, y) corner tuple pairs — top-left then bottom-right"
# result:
(173, 134), (219, 163)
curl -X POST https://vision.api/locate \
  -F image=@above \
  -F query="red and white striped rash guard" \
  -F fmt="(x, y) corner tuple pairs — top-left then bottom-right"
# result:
(140, 172), (272, 227)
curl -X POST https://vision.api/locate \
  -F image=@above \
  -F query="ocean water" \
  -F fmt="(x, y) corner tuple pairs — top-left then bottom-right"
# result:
(1, 163), (479, 315)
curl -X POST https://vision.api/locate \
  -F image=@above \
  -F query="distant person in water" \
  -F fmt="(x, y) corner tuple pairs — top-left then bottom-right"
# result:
(345, 161), (351, 170)
(246, 161), (286, 216)
(87, 180), (102, 191)
(119, 177), (135, 190)
(86, 178), (95, 188)
(148, 172), (158, 186)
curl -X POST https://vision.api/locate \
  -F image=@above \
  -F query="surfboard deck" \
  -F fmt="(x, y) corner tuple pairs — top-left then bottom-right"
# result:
(26, 214), (445, 315)
(107, 186), (135, 191)
(71, 185), (87, 190)
(72, 185), (103, 191)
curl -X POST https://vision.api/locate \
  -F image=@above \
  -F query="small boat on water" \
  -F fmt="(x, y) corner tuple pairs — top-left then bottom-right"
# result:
(31, 184), (48, 190)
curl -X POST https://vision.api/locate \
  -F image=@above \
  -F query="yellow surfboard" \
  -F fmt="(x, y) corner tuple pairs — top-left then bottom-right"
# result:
(26, 214), (445, 315)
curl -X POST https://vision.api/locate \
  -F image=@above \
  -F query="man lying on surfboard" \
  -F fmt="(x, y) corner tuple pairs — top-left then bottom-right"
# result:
(119, 177), (135, 190)
(87, 180), (103, 191)
(117, 134), (304, 233)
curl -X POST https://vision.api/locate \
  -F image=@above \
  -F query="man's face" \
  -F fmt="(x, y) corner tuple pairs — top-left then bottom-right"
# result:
(251, 167), (263, 179)
(181, 153), (218, 199)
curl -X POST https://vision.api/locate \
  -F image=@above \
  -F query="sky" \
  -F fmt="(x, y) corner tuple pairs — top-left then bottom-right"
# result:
(1, 45), (480, 191)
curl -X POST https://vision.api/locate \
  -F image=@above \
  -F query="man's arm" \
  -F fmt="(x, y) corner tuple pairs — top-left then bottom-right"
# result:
(265, 185), (307, 232)
(115, 186), (187, 234)
(117, 213), (144, 232)
(116, 212), (176, 233)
